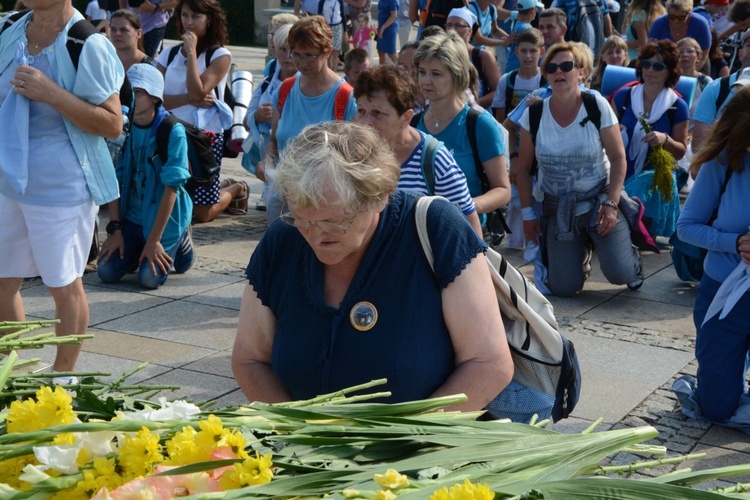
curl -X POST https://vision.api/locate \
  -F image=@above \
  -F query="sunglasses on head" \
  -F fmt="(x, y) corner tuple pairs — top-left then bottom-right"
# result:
(641, 60), (667, 71)
(544, 60), (576, 74)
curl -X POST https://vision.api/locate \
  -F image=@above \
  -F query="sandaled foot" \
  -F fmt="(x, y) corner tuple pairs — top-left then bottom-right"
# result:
(225, 180), (249, 215)
(219, 177), (237, 190)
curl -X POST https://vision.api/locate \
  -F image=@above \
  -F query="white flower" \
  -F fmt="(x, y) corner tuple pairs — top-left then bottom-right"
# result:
(118, 398), (201, 422)
(19, 464), (54, 484)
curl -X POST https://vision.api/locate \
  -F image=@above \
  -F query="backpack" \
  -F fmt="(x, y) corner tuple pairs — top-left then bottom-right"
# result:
(505, 70), (548, 114)
(166, 44), (238, 158)
(714, 71), (739, 112)
(423, 0), (467, 28)
(154, 114), (220, 190)
(419, 135), (443, 195)
(560, 0), (605, 58)
(277, 76), (353, 122)
(260, 59), (278, 95)
(411, 108), (512, 244)
(415, 196), (581, 422)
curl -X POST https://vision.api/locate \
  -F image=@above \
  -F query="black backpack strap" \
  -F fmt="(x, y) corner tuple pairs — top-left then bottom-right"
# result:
(505, 70), (518, 111)
(618, 86), (632, 117)
(410, 110), (426, 128)
(66, 19), (98, 70)
(716, 73), (732, 111)
(471, 47), (484, 83)
(155, 114), (178, 164)
(579, 91), (601, 130)
(529, 99), (544, 145)
(539, 73), (548, 88)
(166, 44), (182, 67)
(0, 11), (27, 36)
(421, 135), (440, 195)
(466, 108), (489, 193)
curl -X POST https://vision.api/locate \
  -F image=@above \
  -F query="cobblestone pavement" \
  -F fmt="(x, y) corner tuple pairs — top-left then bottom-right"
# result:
(16, 42), (750, 490)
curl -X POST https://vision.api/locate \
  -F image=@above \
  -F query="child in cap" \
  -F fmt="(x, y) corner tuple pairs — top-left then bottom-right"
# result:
(98, 63), (195, 289)
(504, 0), (543, 73)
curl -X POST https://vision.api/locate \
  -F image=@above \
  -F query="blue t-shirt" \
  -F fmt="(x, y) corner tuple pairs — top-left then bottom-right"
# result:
(504, 20), (533, 73)
(613, 87), (689, 178)
(415, 106), (505, 199)
(271, 78), (357, 154)
(648, 14), (711, 52)
(469, 0), (497, 47)
(677, 154), (750, 282)
(378, 0), (399, 24)
(693, 70), (739, 125)
(246, 190), (487, 402)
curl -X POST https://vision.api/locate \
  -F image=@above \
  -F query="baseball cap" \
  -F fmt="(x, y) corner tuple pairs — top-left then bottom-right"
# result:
(126, 63), (164, 102)
(516, 0), (545, 10)
(731, 67), (750, 88)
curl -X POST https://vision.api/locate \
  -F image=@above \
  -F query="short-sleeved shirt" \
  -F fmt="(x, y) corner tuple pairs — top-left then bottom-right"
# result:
(246, 190), (487, 402)
(414, 105), (505, 199)
(398, 130), (477, 216)
(504, 20), (533, 73)
(271, 78), (357, 155)
(519, 94), (617, 212)
(85, 0), (108, 22)
(613, 87), (689, 178)
(625, 9), (647, 61)
(469, 1), (497, 46)
(491, 71), (545, 111)
(648, 14), (711, 53)
(157, 46), (232, 130)
(693, 70), (739, 125)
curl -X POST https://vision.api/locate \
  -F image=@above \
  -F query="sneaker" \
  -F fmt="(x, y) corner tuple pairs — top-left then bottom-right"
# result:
(173, 226), (195, 274)
(256, 199), (267, 211)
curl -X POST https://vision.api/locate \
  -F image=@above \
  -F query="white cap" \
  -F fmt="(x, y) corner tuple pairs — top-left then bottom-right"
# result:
(447, 7), (477, 27)
(731, 67), (750, 88)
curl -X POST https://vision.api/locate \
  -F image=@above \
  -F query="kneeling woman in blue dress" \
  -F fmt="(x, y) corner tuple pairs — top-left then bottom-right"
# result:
(232, 121), (513, 411)
(98, 64), (194, 289)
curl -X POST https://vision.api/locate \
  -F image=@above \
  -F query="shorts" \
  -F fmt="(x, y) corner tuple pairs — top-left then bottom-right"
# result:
(331, 23), (343, 52)
(192, 131), (224, 206)
(0, 194), (97, 288)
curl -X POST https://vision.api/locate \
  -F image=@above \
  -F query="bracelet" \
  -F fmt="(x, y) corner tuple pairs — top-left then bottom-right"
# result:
(522, 206), (536, 221)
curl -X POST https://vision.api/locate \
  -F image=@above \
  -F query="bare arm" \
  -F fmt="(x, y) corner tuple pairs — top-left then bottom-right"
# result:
(140, 186), (177, 275)
(255, 108), (280, 182)
(600, 124), (626, 202)
(516, 127), (540, 244)
(603, 13), (613, 37)
(12, 66), (122, 139)
(430, 254), (513, 411)
(691, 121), (711, 159)
(473, 155), (511, 214)
(409, 0), (419, 24)
(379, 10), (398, 35)
(466, 210), (483, 238)
(626, 21), (647, 51)
(476, 50), (500, 109)
(183, 34), (231, 102)
(232, 284), (292, 403)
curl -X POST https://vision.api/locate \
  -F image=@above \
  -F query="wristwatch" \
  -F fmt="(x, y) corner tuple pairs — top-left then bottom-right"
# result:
(601, 200), (618, 211)
(106, 220), (122, 235)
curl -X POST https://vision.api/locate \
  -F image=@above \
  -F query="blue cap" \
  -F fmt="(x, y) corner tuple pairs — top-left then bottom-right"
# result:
(127, 63), (164, 102)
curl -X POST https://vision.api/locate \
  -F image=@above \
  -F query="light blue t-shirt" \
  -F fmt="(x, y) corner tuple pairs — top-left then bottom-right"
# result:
(0, 49), (86, 206)
(693, 70), (739, 125)
(504, 20), (533, 73)
(271, 78), (357, 154)
(125, 124), (152, 225)
(469, 1), (497, 47)
(415, 105), (505, 199)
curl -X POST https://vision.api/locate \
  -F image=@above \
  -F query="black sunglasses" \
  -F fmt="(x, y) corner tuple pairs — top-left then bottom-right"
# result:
(641, 59), (667, 71)
(544, 60), (576, 74)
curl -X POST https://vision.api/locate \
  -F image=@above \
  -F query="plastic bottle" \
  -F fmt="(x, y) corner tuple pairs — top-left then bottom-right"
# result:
(106, 105), (130, 164)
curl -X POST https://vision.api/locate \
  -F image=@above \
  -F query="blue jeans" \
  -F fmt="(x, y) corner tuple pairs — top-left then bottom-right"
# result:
(694, 274), (750, 422)
(97, 219), (186, 289)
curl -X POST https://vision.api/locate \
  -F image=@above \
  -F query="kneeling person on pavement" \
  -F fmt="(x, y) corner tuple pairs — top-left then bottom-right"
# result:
(98, 64), (194, 289)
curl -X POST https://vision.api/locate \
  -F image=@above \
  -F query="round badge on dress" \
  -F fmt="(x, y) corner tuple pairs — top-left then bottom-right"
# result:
(350, 301), (378, 332)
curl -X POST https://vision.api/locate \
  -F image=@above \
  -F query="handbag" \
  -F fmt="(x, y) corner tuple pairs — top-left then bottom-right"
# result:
(670, 166), (732, 282)
(415, 196), (582, 423)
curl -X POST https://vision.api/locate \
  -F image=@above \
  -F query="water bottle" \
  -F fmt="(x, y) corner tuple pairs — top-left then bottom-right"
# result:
(106, 105), (130, 165)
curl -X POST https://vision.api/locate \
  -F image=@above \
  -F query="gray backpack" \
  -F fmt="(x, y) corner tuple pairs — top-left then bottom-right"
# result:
(562, 0), (605, 58)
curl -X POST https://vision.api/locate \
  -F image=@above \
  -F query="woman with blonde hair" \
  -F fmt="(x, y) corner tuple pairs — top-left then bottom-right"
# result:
(412, 31), (510, 229)
(233, 121), (513, 413)
(677, 37), (712, 117)
(674, 85), (750, 426)
(591, 35), (629, 92)
(516, 42), (643, 296)
(622, 0), (666, 61)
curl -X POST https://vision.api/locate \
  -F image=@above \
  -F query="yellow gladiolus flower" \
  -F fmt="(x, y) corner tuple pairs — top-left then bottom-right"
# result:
(165, 426), (202, 465)
(374, 469), (409, 490)
(376, 490), (398, 500)
(219, 451), (273, 490)
(116, 427), (164, 480)
(195, 415), (230, 458)
(36, 386), (76, 428)
(219, 429), (249, 459)
(7, 398), (42, 433)
(430, 479), (494, 500)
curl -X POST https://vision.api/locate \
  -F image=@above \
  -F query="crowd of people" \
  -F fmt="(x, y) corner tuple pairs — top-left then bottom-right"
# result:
(3, 0), (750, 425)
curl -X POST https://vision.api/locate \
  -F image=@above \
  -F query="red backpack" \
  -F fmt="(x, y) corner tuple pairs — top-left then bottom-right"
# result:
(277, 76), (353, 122)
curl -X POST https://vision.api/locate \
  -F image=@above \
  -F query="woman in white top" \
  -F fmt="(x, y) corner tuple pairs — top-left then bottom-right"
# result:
(156, 0), (244, 222)
(516, 42), (643, 297)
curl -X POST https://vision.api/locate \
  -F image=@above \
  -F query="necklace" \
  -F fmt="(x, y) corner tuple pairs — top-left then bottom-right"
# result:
(428, 107), (458, 128)
(27, 16), (66, 50)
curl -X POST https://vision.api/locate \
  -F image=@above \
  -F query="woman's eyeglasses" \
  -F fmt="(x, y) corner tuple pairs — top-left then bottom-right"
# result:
(668, 13), (689, 21)
(641, 60), (668, 71)
(445, 22), (470, 30)
(544, 61), (576, 74)
(280, 209), (358, 234)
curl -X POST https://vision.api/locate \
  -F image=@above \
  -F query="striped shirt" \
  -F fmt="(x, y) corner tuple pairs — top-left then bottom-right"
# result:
(398, 131), (477, 216)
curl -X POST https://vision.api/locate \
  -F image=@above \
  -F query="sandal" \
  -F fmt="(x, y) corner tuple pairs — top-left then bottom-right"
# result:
(219, 177), (237, 190)
(225, 180), (249, 215)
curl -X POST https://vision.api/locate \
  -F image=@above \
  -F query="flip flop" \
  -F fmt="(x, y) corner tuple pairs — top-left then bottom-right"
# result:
(225, 180), (249, 215)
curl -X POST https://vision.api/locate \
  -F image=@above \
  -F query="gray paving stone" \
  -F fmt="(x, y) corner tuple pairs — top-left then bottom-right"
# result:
(18, 283), (171, 327)
(626, 274), (698, 308)
(208, 389), (252, 409)
(183, 280), (247, 311)
(139, 368), (239, 403)
(684, 444), (750, 484)
(581, 296), (696, 336)
(547, 292), (613, 318)
(182, 350), (234, 379)
(699, 426), (750, 453)
(79, 328), (220, 368)
(563, 329), (695, 424)
(96, 300), (238, 350)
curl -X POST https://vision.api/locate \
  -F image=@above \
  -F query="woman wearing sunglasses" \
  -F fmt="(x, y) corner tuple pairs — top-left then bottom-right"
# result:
(516, 42), (643, 297)
(648, 0), (711, 71)
(611, 40), (688, 239)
